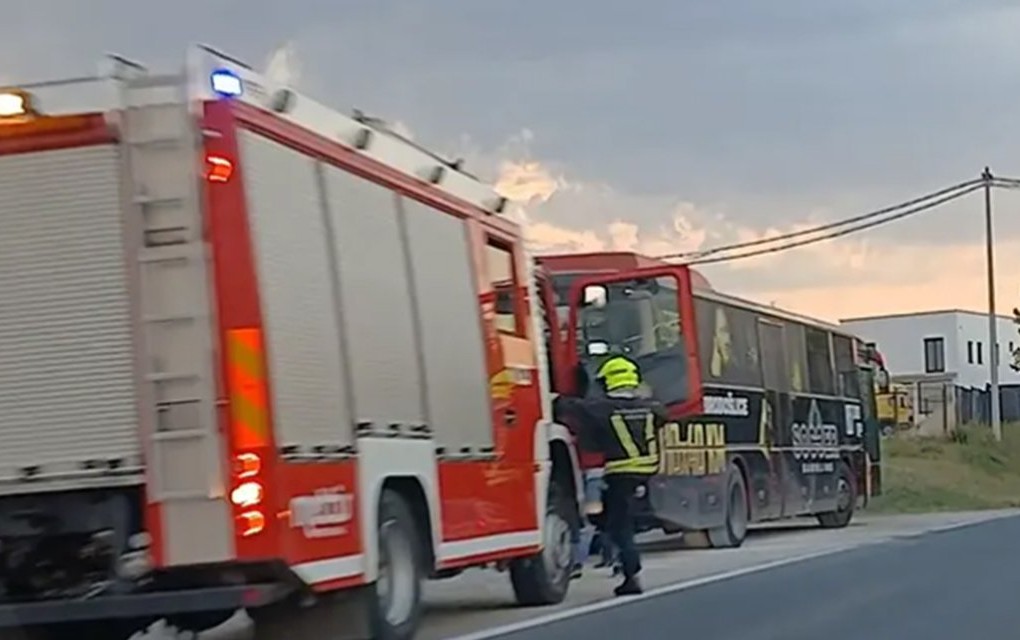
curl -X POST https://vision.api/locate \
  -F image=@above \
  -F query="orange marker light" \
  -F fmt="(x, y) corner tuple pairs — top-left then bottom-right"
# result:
(235, 452), (261, 479)
(206, 154), (233, 182)
(239, 510), (265, 537)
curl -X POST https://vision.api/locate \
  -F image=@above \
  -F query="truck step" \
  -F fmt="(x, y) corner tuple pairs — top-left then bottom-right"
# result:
(126, 136), (184, 149)
(134, 195), (185, 207)
(146, 372), (200, 383)
(143, 226), (191, 247)
(142, 313), (197, 323)
(138, 246), (195, 263)
(151, 429), (206, 442)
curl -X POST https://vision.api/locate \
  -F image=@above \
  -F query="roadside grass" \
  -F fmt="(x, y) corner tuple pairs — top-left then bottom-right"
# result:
(868, 423), (1020, 513)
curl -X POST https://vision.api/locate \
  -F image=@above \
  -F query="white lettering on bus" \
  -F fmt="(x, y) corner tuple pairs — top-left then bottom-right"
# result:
(703, 392), (750, 417)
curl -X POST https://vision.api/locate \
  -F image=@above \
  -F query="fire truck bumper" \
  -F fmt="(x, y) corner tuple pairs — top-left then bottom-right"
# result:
(0, 584), (290, 628)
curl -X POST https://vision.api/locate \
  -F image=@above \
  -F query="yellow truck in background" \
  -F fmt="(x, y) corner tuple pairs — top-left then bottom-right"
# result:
(876, 381), (914, 434)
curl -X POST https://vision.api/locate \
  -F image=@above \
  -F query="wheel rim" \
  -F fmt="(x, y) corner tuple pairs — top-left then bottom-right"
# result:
(542, 509), (572, 582)
(377, 520), (416, 626)
(836, 477), (852, 512)
(729, 483), (748, 539)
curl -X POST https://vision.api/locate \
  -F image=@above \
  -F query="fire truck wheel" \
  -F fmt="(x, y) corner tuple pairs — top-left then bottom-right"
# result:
(707, 464), (748, 549)
(370, 489), (424, 640)
(509, 482), (572, 606)
(817, 461), (857, 529)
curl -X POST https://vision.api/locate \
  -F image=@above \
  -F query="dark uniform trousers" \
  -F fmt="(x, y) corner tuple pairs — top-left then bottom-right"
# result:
(603, 473), (644, 579)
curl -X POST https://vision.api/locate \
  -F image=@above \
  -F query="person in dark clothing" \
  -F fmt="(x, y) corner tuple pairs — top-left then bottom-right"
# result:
(555, 355), (665, 596)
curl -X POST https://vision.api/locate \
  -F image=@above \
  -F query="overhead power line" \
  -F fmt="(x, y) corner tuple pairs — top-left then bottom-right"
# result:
(656, 178), (984, 262)
(991, 177), (1020, 189)
(682, 182), (984, 266)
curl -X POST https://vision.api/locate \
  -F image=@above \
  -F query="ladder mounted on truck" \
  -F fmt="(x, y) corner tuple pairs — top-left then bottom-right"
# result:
(110, 57), (232, 562)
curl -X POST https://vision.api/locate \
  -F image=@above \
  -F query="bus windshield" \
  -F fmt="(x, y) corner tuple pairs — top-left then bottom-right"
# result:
(576, 276), (689, 406)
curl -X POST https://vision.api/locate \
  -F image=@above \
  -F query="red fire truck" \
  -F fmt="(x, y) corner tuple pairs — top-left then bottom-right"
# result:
(0, 46), (604, 640)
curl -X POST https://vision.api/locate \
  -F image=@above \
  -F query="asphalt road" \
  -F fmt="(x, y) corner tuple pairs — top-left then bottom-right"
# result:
(453, 512), (1020, 640)
(423, 510), (1018, 639)
(126, 509), (1019, 639)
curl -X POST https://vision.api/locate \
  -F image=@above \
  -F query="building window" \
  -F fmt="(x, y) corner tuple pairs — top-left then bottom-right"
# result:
(967, 340), (974, 364)
(923, 337), (945, 373)
(977, 341), (984, 366)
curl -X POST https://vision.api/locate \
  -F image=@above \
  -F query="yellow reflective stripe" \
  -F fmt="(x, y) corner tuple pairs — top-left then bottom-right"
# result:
(608, 413), (660, 475)
(605, 457), (659, 474)
(645, 414), (658, 459)
(226, 328), (270, 448)
(610, 414), (642, 459)
(605, 456), (658, 469)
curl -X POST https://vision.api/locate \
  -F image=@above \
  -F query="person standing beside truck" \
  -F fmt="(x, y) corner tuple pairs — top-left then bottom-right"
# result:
(555, 355), (664, 596)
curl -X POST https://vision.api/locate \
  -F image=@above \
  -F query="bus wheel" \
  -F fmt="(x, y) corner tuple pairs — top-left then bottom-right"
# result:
(818, 461), (857, 529)
(707, 464), (748, 549)
(510, 482), (573, 606)
(370, 489), (424, 640)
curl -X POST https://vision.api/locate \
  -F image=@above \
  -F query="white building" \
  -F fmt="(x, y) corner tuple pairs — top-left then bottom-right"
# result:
(840, 309), (1020, 432)
(840, 309), (1020, 389)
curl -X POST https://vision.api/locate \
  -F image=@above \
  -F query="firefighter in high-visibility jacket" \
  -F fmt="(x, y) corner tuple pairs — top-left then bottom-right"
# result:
(556, 355), (665, 596)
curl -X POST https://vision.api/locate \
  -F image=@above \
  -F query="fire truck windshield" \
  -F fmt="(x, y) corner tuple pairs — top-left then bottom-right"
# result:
(576, 278), (689, 406)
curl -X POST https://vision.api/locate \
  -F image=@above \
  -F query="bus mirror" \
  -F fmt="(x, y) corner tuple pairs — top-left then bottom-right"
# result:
(583, 284), (607, 308)
(587, 340), (610, 356)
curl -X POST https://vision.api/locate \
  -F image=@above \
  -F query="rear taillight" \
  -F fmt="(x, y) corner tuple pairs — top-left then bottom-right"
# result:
(230, 480), (264, 508)
(205, 154), (233, 182)
(235, 452), (261, 479)
(238, 510), (266, 537)
(232, 453), (265, 536)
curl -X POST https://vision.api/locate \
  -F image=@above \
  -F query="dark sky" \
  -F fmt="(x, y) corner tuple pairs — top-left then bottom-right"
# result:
(4, 0), (1020, 317)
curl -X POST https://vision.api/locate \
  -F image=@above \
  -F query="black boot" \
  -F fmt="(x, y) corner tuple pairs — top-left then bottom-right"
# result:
(570, 563), (584, 580)
(614, 576), (643, 596)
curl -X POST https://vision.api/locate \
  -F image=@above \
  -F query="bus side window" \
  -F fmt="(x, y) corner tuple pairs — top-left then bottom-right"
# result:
(833, 335), (859, 398)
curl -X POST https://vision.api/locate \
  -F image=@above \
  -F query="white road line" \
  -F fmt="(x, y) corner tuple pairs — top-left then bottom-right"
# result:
(445, 512), (1017, 640)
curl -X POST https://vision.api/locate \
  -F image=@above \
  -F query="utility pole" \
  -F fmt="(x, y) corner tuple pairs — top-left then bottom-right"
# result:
(983, 167), (1002, 442)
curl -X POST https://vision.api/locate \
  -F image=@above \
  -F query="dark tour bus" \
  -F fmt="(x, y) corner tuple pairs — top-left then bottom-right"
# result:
(537, 252), (884, 548)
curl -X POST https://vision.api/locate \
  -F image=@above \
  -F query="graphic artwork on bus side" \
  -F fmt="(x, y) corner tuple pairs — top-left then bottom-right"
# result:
(791, 399), (840, 475)
(659, 421), (727, 476)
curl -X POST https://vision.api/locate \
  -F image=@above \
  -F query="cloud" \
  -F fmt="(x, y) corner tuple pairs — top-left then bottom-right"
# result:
(3, 3), (1013, 327)
(450, 129), (1020, 324)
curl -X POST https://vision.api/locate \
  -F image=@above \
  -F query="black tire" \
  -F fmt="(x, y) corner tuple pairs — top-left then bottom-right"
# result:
(369, 490), (424, 640)
(818, 461), (857, 529)
(509, 482), (573, 606)
(18, 621), (138, 640)
(707, 464), (749, 549)
(166, 610), (235, 634)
